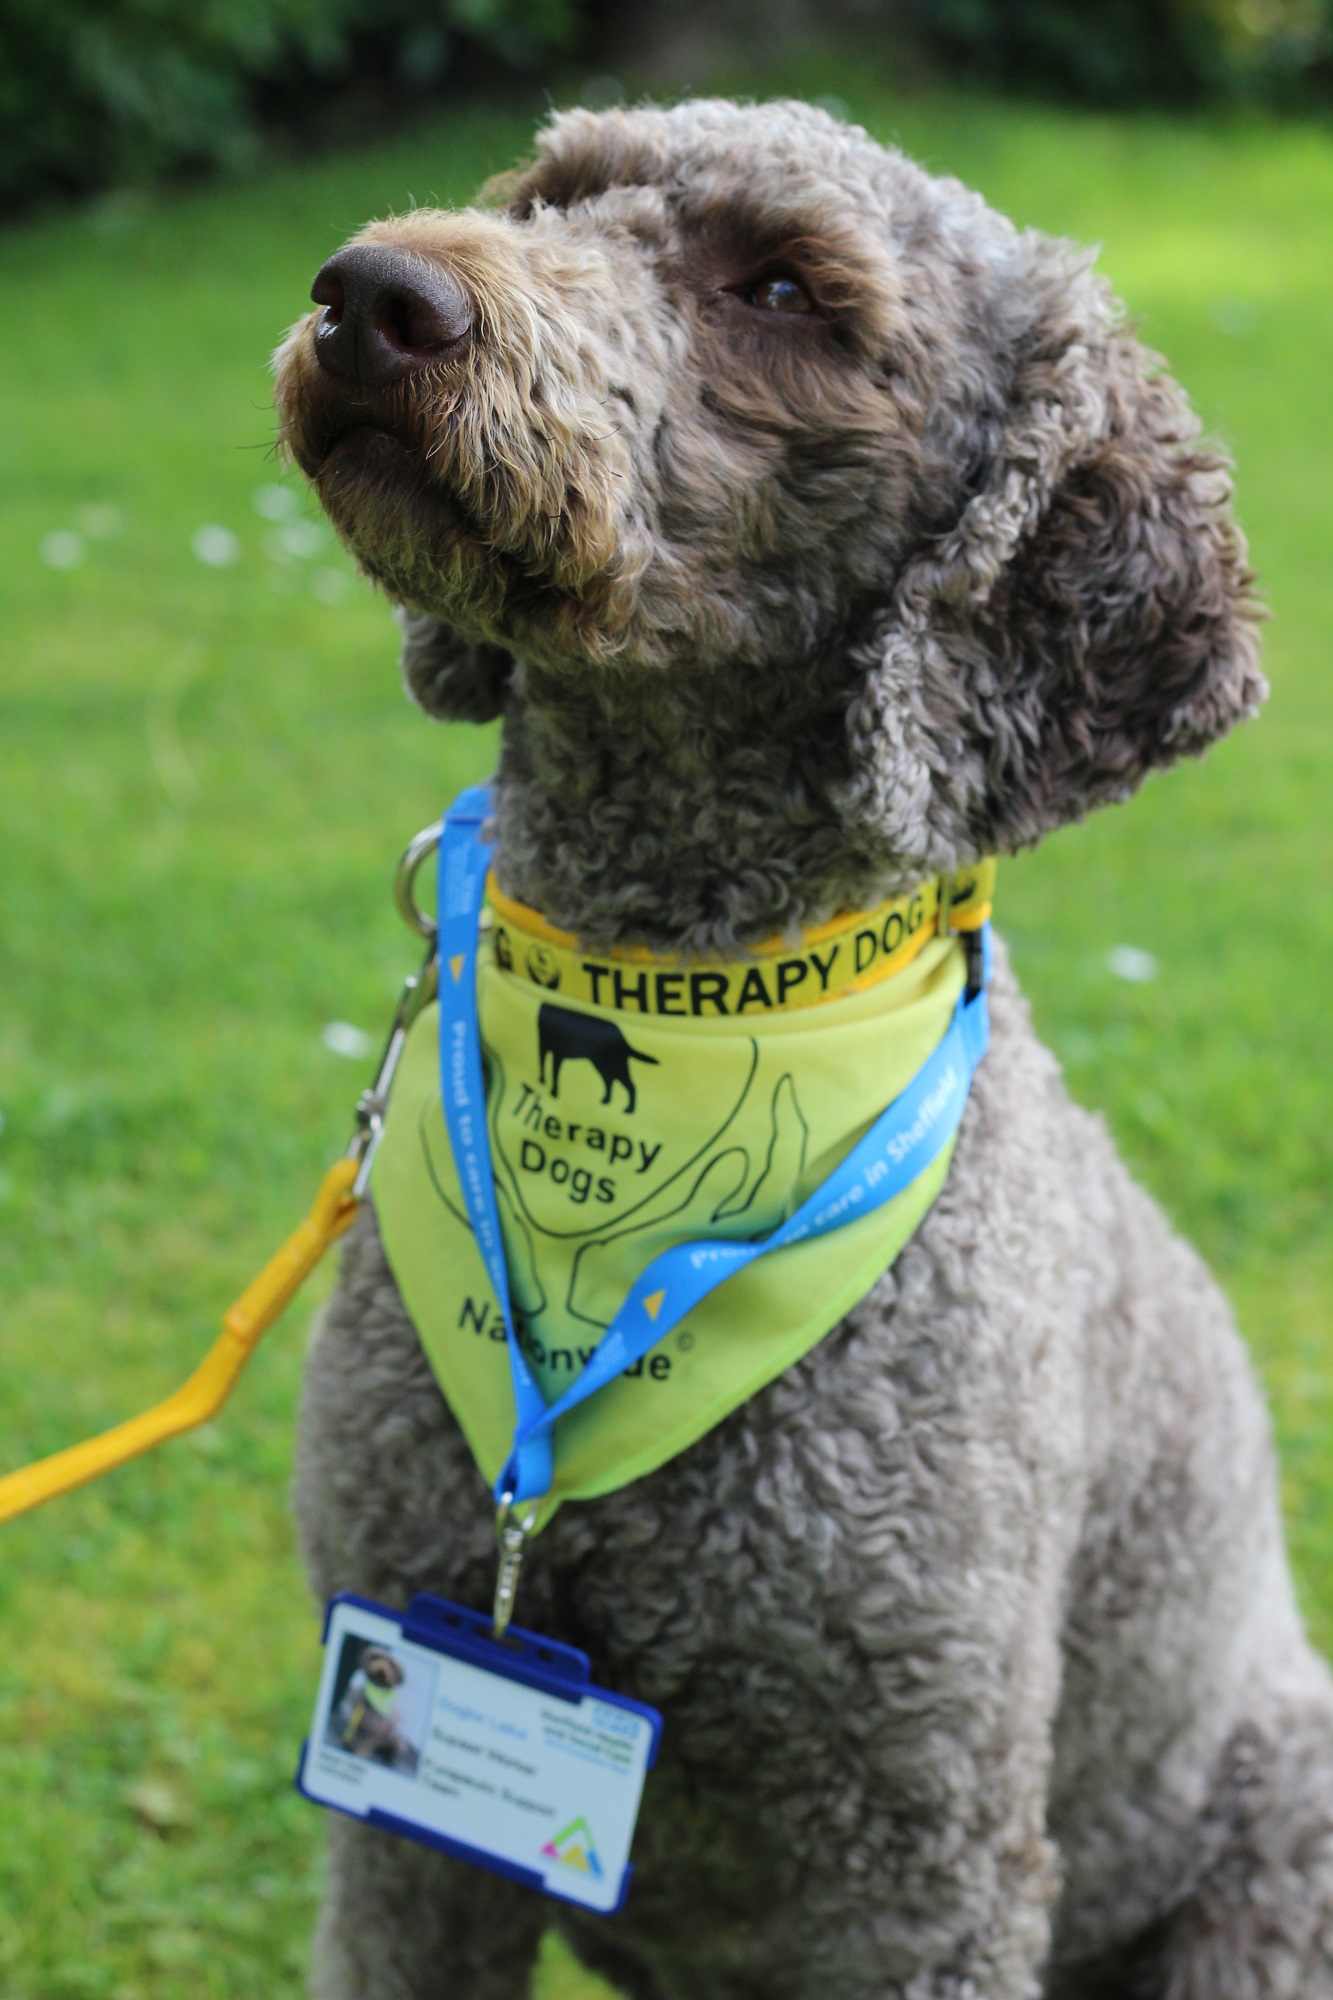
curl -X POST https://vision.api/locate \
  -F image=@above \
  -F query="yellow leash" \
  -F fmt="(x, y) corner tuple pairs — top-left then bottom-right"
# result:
(0, 824), (444, 1532)
(0, 1158), (361, 1527)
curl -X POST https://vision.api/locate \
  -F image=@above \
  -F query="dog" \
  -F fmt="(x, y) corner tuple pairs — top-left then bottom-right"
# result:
(538, 1001), (659, 1111)
(329, 1645), (417, 1771)
(274, 99), (1333, 1999)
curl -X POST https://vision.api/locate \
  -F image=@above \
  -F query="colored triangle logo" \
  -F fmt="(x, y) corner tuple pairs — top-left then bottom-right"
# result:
(643, 1289), (666, 1322)
(541, 1815), (604, 1877)
(449, 954), (466, 982)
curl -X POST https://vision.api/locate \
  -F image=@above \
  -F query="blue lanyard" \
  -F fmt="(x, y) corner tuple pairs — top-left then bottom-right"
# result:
(437, 785), (991, 1510)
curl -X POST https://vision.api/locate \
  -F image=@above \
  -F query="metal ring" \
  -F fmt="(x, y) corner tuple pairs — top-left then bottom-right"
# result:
(395, 823), (441, 941)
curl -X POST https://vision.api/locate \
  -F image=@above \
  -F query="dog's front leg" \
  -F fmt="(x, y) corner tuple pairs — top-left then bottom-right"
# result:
(801, 1629), (1063, 2000)
(312, 1814), (546, 2000)
(604, 1554), (1066, 2000)
(297, 1211), (549, 2000)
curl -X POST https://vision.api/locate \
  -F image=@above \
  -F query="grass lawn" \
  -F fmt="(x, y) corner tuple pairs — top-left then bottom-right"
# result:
(1, 51), (1330, 2000)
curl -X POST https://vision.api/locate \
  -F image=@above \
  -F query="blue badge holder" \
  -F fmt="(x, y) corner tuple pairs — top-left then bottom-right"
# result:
(297, 1591), (661, 1914)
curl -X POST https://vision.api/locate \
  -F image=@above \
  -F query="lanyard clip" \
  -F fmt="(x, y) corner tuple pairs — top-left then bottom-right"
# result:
(492, 1495), (535, 1640)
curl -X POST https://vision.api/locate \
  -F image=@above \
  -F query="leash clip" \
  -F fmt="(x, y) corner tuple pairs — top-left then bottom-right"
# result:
(349, 943), (439, 1198)
(492, 1494), (535, 1640)
(348, 824), (449, 1198)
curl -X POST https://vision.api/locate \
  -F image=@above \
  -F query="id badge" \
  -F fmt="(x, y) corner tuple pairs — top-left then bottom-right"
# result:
(296, 1592), (662, 1914)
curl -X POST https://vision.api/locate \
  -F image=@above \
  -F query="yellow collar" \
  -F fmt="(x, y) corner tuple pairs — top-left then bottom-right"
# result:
(485, 860), (995, 1021)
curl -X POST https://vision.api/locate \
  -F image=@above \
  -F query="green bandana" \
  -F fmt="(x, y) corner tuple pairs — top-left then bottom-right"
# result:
(361, 1679), (398, 1717)
(372, 905), (973, 1528)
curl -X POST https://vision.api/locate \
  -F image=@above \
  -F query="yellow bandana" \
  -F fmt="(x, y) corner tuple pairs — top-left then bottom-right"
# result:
(372, 870), (993, 1526)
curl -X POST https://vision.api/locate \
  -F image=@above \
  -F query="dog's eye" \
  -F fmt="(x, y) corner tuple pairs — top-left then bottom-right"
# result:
(742, 272), (815, 315)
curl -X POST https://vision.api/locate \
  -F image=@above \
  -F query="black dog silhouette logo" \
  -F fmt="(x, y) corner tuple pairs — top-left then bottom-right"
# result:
(537, 1003), (659, 1114)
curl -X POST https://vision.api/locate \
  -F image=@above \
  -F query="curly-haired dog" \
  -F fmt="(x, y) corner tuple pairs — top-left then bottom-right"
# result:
(329, 1645), (416, 1771)
(274, 100), (1333, 2000)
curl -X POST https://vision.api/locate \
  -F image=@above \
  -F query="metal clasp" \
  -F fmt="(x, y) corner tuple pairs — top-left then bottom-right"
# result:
(347, 943), (438, 1197)
(492, 1495), (535, 1640)
(395, 822), (442, 943)
(345, 823), (447, 1196)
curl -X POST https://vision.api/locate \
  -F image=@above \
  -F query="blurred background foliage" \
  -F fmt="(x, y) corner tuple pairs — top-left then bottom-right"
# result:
(901, 0), (1332, 101)
(2, 0), (1330, 213)
(0, 0), (580, 212)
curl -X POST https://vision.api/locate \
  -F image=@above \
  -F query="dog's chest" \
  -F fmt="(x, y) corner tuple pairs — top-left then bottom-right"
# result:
(500, 1316), (1048, 1948)
(530, 1288), (1046, 1730)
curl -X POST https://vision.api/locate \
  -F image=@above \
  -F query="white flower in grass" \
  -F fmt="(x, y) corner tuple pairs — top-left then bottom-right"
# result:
(323, 1021), (373, 1060)
(75, 502), (126, 539)
(277, 518), (325, 559)
(253, 482), (300, 521)
(310, 567), (350, 604)
(1106, 946), (1159, 984)
(40, 529), (86, 570)
(1210, 299), (1257, 337)
(191, 524), (241, 568)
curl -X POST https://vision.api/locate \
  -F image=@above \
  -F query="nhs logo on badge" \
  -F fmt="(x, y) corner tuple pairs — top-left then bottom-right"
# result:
(591, 1700), (640, 1740)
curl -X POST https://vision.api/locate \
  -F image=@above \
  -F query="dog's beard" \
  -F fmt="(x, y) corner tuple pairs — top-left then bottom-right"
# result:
(313, 425), (511, 630)
(277, 342), (639, 664)
(273, 359), (500, 624)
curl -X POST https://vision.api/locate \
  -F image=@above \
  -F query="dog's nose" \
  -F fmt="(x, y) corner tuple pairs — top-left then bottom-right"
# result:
(310, 245), (471, 387)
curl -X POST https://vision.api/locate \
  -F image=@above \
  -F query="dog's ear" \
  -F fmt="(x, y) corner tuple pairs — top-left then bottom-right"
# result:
(843, 240), (1265, 865)
(397, 610), (515, 724)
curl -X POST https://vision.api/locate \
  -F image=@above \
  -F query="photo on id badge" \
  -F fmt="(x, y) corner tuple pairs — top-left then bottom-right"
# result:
(325, 1633), (437, 1776)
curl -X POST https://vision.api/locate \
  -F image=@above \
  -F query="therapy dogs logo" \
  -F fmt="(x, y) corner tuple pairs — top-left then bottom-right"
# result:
(418, 954), (808, 1389)
(537, 1002), (659, 1115)
(542, 1816), (604, 1877)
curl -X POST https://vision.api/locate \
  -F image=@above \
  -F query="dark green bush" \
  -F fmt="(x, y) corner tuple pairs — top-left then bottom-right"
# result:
(902, 0), (1332, 105)
(0, 0), (582, 213)
(2, 0), (1328, 216)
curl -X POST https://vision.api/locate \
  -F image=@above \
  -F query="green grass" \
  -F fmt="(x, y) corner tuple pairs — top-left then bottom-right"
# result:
(1, 55), (1330, 2000)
